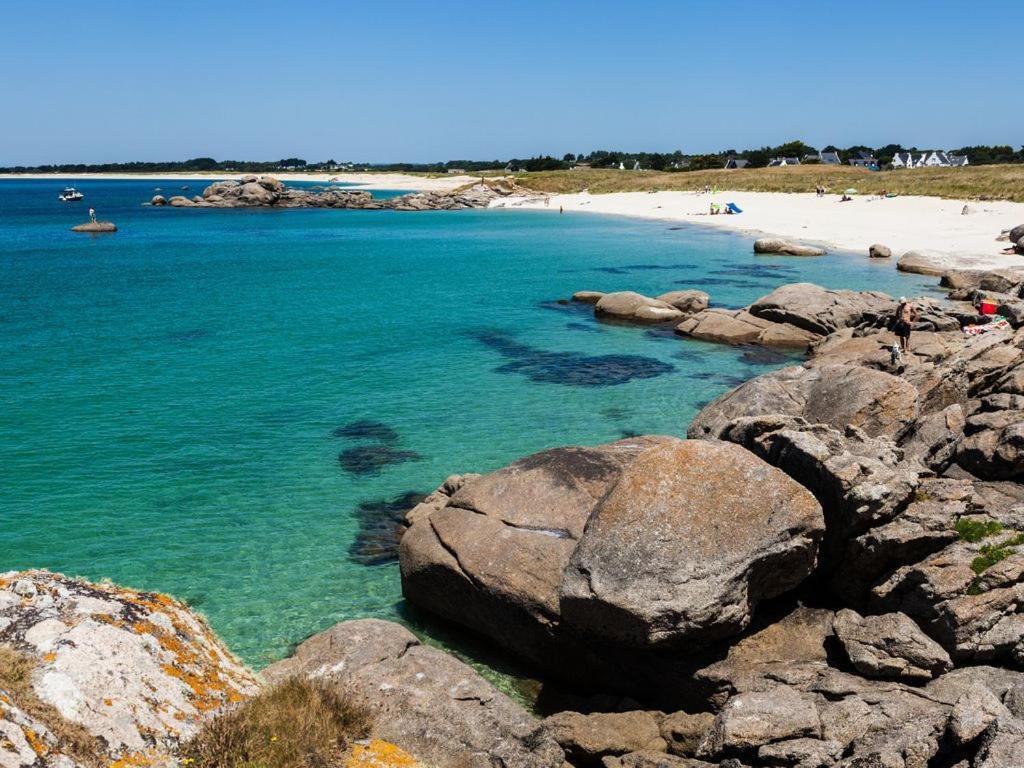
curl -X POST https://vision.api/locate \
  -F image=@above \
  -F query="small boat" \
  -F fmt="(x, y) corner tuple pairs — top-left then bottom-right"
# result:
(154, 187), (162, 192)
(180, 185), (190, 190)
(58, 187), (84, 202)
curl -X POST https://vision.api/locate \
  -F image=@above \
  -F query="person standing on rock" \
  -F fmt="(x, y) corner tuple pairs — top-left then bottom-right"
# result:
(893, 296), (917, 352)
(88, 207), (96, 223)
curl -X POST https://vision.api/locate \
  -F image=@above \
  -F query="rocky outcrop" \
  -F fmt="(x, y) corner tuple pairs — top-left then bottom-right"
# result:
(753, 238), (826, 257)
(676, 308), (818, 349)
(833, 608), (953, 680)
(688, 364), (919, 440)
(400, 436), (823, 690)
(0, 570), (259, 767)
(70, 221), (116, 233)
(595, 292), (685, 324)
(654, 290), (709, 314)
(538, 710), (665, 766)
(748, 283), (896, 337)
(263, 619), (564, 768)
(559, 440), (823, 648)
(869, 243), (892, 258)
(676, 283), (899, 352)
(151, 176), (524, 211)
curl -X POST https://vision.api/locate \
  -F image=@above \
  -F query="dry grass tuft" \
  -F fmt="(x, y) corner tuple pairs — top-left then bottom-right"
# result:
(514, 164), (1024, 202)
(0, 645), (105, 767)
(182, 676), (370, 768)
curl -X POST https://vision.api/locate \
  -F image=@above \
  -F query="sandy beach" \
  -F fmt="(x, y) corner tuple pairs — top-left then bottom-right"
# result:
(0, 171), (477, 191)
(494, 190), (1024, 271)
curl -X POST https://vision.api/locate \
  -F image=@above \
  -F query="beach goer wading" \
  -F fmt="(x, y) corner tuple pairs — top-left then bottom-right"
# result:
(893, 296), (917, 352)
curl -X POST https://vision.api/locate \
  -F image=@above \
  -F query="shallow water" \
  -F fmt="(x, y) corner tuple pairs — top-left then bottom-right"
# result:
(0, 178), (933, 676)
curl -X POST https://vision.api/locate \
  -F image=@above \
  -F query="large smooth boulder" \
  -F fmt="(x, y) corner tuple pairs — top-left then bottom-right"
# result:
(400, 437), (673, 667)
(753, 238), (826, 257)
(0, 570), (258, 767)
(595, 292), (684, 324)
(559, 440), (824, 648)
(400, 437), (824, 694)
(1008, 224), (1024, 245)
(264, 619), (564, 768)
(688, 364), (920, 440)
(869, 243), (893, 258)
(654, 290), (709, 315)
(748, 283), (896, 337)
(675, 309), (818, 349)
(898, 250), (950, 276)
(833, 609), (952, 680)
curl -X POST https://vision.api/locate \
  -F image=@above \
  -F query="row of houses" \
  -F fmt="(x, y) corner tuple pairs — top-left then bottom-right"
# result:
(724, 150), (968, 170)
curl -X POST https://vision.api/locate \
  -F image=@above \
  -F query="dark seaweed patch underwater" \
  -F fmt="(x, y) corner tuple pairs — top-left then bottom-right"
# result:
(471, 330), (674, 387)
(349, 490), (426, 565)
(332, 419), (400, 443)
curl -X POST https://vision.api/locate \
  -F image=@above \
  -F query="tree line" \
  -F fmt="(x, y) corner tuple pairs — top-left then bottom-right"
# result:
(3, 143), (1023, 174)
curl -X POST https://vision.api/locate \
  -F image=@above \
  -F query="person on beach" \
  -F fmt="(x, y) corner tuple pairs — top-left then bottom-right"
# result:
(88, 207), (96, 222)
(893, 296), (917, 351)
(559, 205), (563, 214)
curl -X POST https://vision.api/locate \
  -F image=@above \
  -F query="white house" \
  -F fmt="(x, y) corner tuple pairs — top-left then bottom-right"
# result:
(891, 151), (969, 169)
(723, 157), (750, 169)
(767, 157), (801, 167)
(632, 160), (641, 171)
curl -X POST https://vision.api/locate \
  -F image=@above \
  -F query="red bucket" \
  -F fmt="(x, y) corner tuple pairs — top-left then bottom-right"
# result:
(980, 299), (998, 315)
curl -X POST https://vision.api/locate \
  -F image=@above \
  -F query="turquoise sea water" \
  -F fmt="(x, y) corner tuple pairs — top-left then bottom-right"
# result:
(0, 178), (933, 671)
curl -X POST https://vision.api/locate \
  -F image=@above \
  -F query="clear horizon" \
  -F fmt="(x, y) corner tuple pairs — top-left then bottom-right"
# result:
(3, 0), (1021, 166)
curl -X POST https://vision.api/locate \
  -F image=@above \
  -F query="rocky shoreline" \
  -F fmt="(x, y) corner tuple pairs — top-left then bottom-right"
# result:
(148, 175), (524, 211)
(6, 259), (1024, 766)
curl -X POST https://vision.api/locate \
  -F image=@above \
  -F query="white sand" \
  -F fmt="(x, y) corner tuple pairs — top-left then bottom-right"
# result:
(0, 171), (476, 191)
(493, 190), (1024, 271)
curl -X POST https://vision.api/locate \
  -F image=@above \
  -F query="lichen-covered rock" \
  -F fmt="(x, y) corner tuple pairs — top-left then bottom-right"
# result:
(264, 619), (563, 768)
(0, 692), (88, 768)
(833, 609), (952, 681)
(0, 570), (258, 767)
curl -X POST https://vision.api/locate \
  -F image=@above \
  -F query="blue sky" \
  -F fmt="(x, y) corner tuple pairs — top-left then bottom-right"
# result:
(2, 0), (1020, 164)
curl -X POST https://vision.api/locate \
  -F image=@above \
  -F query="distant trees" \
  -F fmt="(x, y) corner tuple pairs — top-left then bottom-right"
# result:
(2, 144), (1023, 176)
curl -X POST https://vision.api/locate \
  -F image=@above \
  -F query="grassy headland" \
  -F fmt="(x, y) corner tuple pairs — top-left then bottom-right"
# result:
(511, 164), (1024, 202)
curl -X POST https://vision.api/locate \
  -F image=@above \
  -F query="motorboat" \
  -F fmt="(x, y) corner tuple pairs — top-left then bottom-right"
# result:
(58, 187), (84, 202)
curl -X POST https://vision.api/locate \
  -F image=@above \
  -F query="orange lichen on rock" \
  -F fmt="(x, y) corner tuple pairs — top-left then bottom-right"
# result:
(107, 749), (156, 768)
(23, 728), (50, 757)
(346, 739), (421, 768)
